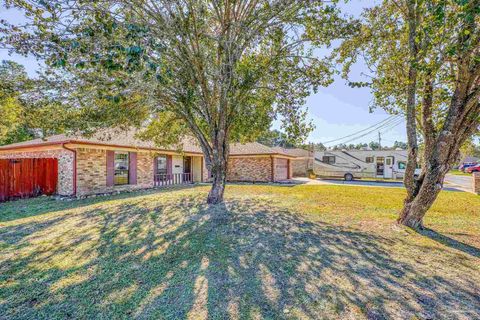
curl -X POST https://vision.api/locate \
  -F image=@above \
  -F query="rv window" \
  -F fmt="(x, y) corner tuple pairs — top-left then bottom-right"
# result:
(366, 157), (374, 163)
(322, 156), (335, 164)
(398, 162), (406, 170)
(386, 158), (392, 165)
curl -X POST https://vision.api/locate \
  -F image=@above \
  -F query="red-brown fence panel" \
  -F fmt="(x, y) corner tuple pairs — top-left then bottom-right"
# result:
(0, 160), (9, 202)
(0, 158), (58, 202)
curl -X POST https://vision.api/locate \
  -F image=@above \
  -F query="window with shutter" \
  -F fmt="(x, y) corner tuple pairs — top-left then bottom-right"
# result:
(114, 152), (129, 185)
(129, 152), (137, 185)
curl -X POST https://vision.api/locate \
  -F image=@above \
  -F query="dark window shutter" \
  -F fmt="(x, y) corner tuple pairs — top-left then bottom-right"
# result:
(153, 156), (158, 175)
(129, 152), (137, 185)
(106, 150), (115, 187)
(167, 155), (173, 175)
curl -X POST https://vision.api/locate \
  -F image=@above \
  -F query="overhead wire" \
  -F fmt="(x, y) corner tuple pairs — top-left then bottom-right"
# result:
(320, 115), (399, 145)
(322, 115), (403, 146)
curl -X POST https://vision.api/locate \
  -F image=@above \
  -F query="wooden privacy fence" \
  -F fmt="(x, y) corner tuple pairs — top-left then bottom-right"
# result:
(0, 158), (58, 202)
(154, 173), (193, 187)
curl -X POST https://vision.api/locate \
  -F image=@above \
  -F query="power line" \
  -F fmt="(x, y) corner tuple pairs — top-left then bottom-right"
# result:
(379, 118), (404, 134)
(321, 115), (399, 145)
(332, 117), (404, 146)
(323, 115), (402, 146)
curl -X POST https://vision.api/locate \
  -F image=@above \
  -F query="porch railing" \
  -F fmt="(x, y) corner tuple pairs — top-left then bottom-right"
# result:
(154, 173), (193, 187)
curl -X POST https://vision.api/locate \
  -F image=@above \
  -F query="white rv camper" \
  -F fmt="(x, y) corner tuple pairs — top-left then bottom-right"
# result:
(314, 149), (419, 180)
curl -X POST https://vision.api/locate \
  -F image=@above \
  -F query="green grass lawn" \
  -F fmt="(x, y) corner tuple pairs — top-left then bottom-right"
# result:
(1, 184), (479, 319)
(449, 169), (472, 176)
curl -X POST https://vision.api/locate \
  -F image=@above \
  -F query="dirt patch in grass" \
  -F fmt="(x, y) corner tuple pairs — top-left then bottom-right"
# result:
(0, 185), (479, 319)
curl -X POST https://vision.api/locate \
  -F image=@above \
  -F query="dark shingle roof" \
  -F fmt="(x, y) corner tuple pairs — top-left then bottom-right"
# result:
(0, 129), (202, 153)
(461, 156), (479, 164)
(0, 129), (295, 157)
(271, 147), (312, 157)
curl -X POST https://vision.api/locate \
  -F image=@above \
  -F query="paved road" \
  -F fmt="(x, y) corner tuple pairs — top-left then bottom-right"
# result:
(289, 176), (471, 192)
(444, 174), (473, 191)
(315, 179), (404, 188)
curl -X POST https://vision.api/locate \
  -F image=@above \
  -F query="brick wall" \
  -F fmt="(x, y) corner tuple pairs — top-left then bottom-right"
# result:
(227, 157), (272, 182)
(137, 153), (155, 187)
(473, 172), (480, 195)
(291, 158), (313, 177)
(202, 156), (294, 183)
(76, 148), (155, 196)
(0, 149), (74, 196)
(76, 148), (107, 195)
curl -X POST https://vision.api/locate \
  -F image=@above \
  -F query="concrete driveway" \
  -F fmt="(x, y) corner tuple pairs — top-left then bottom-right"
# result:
(444, 174), (473, 192)
(289, 176), (471, 192)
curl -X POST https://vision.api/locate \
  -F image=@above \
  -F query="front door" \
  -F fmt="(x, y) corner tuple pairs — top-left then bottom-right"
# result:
(376, 157), (385, 177)
(183, 156), (192, 182)
(384, 156), (394, 178)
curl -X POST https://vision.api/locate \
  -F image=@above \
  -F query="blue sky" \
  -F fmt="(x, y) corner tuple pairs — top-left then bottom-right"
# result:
(0, 0), (406, 147)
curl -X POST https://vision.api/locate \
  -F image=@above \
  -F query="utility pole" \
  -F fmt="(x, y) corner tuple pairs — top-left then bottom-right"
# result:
(378, 131), (382, 150)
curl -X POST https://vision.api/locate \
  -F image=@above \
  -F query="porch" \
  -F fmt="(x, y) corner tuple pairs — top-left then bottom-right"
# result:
(154, 173), (194, 186)
(153, 155), (203, 187)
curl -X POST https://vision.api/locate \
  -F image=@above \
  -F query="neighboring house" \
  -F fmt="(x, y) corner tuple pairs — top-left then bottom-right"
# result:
(271, 147), (313, 177)
(459, 156), (479, 166)
(314, 149), (417, 180)
(0, 130), (295, 201)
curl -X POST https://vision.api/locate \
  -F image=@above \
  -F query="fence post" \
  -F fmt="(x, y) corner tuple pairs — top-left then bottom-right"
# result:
(473, 172), (480, 195)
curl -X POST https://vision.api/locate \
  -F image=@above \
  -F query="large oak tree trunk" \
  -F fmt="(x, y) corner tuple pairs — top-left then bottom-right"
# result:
(403, 0), (419, 204)
(205, 127), (230, 205)
(207, 156), (228, 204)
(398, 166), (447, 228)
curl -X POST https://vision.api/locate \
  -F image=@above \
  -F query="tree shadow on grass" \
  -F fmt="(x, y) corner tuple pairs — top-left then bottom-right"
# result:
(416, 228), (480, 259)
(0, 184), (202, 222)
(0, 193), (479, 319)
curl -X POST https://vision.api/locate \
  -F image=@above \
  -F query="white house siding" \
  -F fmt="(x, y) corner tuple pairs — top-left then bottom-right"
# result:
(171, 155), (184, 175)
(192, 156), (202, 182)
(314, 150), (410, 178)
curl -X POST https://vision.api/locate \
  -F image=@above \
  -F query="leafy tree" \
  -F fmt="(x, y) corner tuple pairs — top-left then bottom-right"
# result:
(312, 142), (327, 151)
(0, 60), (71, 145)
(2, 0), (350, 204)
(331, 141), (382, 150)
(331, 143), (347, 150)
(338, 0), (480, 228)
(257, 129), (295, 148)
(393, 141), (407, 150)
(368, 141), (381, 150)
(459, 138), (480, 161)
(355, 142), (368, 150)
(0, 60), (32, 144)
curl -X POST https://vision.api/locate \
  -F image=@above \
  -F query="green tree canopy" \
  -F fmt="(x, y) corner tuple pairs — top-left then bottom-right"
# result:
(2, 0), (352, 203)
(256, 129), (295, 148)
(0, 60), (71, 145)
(337, 0), (480, 228)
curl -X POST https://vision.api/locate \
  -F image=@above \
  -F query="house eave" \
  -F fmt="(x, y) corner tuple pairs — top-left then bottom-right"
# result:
(0, 140), (203, 156)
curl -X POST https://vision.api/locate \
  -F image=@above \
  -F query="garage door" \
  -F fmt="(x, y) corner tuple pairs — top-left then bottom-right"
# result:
(0, 158), (58, 202)
(276, 159), (288, 180)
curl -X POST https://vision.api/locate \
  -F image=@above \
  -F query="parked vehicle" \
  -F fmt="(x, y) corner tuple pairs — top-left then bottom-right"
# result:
(466, 164), (480, 173)
(314, 149), (421, 181)
(460, 162), (478, 172)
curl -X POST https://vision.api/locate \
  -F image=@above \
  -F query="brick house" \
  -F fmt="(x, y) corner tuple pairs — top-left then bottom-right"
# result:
(0, 130), (295, 199)
(271, 147), (313, 177)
